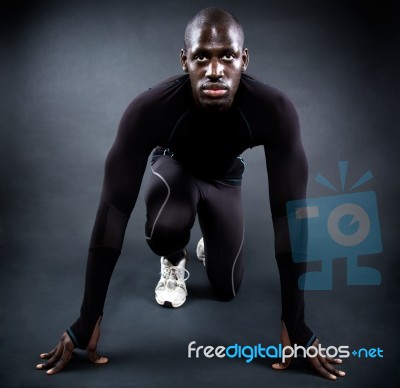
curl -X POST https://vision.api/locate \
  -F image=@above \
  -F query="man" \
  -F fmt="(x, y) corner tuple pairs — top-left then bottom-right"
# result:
(36, 8), (345, 380)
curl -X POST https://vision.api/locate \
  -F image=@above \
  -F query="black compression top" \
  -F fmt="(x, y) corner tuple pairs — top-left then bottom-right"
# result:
(67, 73), (314, 349)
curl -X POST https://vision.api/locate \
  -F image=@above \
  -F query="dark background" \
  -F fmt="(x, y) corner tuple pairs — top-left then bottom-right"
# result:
(1, 0), (399, 387)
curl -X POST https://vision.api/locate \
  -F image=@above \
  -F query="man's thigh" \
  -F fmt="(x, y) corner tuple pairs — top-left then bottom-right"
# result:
(144, 156), (199, 254)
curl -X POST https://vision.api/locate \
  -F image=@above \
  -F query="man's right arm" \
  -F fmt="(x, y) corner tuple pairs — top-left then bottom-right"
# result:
(37, 93), (158, 374)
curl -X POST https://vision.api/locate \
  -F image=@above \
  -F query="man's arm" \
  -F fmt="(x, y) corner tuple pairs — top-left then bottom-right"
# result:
(36, 94), (157, 374)
(264, 93), (345, 380)
(67, 135), (152, 349)
(263, 93), (313, 347)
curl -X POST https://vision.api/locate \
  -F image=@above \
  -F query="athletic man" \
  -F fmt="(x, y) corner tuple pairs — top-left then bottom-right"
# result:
(36, 8), (345, 380)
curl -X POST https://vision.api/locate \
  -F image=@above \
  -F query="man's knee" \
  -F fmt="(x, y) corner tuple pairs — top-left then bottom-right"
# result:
(213, 289), (236, 302)
(207, 260), (244, 301)
(146, 220), (190, 256)
(210, 276), (243, 302)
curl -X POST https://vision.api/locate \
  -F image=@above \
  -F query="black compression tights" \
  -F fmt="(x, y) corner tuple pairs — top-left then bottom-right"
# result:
(144, 155), (244, 300)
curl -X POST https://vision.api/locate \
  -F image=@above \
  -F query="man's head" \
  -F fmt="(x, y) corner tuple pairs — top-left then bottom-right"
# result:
(181, 8), (249, 112)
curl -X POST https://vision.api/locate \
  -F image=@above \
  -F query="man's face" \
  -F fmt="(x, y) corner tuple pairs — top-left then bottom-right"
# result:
(181, 23), (249, 112)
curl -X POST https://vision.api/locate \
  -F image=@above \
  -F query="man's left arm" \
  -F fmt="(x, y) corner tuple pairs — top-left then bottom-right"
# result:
(264, 93), (313, 347)
(264, 94), (345, 380)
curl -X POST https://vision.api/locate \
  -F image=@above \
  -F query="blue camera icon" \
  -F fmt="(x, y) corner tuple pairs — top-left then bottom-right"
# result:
(287, 191), (382, 290)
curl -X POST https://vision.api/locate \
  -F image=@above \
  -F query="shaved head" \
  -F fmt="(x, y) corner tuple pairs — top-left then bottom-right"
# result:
(184, 7), (245, 50)
(181, 7), (249, 111)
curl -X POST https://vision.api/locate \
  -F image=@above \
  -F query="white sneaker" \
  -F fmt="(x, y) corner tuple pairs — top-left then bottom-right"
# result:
(196, 238), (206, 266)
(155, 252), (189, 308)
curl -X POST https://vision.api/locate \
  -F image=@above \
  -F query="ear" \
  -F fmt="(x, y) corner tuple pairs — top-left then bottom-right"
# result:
(180, 49), (188, 73)
(241, 48), (249, 72)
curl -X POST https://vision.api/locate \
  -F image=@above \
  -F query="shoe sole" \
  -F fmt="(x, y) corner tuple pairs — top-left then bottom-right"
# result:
(155, 296), (186, 308)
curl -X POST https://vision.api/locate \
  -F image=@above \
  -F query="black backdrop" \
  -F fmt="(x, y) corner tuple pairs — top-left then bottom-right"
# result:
(1, 0), (399, 387)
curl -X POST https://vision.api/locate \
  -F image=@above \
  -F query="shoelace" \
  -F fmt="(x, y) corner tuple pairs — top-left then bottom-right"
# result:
(161, 266), (190, 286)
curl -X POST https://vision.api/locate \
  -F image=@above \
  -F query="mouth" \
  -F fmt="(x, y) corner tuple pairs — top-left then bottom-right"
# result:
(201, 82), (228, 98)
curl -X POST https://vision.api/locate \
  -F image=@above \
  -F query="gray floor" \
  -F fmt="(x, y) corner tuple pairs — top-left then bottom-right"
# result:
(1, 149), (399, 388)
(1, 0), (399, 387)
(1, 208), (399, 388)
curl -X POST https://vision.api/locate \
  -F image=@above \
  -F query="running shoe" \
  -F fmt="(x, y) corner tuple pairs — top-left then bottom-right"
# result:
(155, 251), (189, 308)
(196, 237), (206, 266)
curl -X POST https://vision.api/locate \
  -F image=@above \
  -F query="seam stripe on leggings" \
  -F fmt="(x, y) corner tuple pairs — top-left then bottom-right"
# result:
(145, 168), (171, 240)
(231, 230), (244, 296)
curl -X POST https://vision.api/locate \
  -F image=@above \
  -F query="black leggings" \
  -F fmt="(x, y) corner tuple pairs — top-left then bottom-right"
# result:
(144, 155), (244, 300)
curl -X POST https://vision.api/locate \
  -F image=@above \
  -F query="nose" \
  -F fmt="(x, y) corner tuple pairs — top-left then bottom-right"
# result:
(205, 58), (223, 79)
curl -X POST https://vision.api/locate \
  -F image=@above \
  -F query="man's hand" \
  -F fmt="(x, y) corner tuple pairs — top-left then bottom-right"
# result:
(36, 331), (75, 375)
(306, 338), (346, 380)
(272, 321), (346, 380)
(36, 317), (108, 375)
(86, 317), (109, 365)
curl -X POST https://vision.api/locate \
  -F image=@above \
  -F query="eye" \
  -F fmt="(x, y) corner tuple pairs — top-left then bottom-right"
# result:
(222, 54), (236, 62)
(194, 55), (208, 63)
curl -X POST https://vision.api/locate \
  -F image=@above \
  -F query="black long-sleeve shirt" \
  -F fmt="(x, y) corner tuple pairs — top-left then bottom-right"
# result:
(67, 73), (314, 349)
